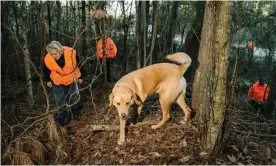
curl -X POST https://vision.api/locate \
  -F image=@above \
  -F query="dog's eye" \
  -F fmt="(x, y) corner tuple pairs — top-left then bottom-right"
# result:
(116, 102), (120, 105)
(126, 102), (130, 105)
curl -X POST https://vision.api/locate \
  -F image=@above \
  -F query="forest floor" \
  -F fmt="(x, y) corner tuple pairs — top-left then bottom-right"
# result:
(1, 80), (276, 165)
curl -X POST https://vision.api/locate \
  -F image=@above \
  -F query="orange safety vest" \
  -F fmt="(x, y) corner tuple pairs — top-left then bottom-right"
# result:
(248, 41), (254, 50)
(248, 81), (269, 102)
(44, 47), (81, 85)
(96, 37), (117, 59)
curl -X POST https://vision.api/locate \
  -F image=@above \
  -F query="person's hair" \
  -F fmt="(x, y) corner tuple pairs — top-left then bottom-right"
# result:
(46, 41), (63, 54)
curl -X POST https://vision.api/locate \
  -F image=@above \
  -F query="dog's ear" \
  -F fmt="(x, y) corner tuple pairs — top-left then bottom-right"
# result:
(109, 93), (114, 107)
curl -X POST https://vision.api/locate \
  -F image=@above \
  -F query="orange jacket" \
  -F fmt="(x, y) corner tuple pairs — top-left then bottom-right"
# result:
(248, 81), (269, 102)
(44, 47), (81, 85)
(96, 37), (117, 59)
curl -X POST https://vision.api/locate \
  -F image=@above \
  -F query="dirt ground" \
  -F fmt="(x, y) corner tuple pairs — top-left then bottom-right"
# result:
(1, 81), (276, 165)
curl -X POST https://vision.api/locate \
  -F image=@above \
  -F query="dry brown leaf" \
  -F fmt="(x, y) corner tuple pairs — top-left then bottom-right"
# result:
(237, 152), (243, 160)
(92, 151), (101, 158)
(230, 145), (239, 152)
(115, 146), (120, 152)
(271, 158), (276, 164)
(149, 152), (161, 157)
(216, 161), (222, 165)
(248, 141), (258, 147)
(265, 147), (271, 159)
(243, 147), (248, 155)
(119, 159), (124, 164)
(199, 151), (209, 156)
(182, 138), (188, 147)
(227, 155), (237, 163)
(95, 160), (101, 164)
(178, 156), (191, 163)
(133, 130), (140, 134)
(109, 132), (114, 138)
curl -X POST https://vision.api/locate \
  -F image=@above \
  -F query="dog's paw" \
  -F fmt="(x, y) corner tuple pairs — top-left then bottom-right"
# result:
(180, 120), (191, 125)
(118, 140), (124, 145)
(151, 125), (159, 130)
(180, 120), (187, 125)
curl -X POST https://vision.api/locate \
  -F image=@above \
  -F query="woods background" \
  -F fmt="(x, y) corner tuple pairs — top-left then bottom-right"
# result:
(1, 1), (276, 165)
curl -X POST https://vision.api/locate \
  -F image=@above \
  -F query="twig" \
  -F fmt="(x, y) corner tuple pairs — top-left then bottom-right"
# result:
(90, 120), (159, 132)
(233, 127), (276, 138)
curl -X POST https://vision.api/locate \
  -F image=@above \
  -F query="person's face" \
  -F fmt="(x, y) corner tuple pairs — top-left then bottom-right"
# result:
(50, 49), (62, 60)
(259, 82), (264, 86)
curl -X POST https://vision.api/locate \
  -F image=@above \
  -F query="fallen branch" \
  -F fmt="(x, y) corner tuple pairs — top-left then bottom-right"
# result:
(91, 125), (119, 131)
(233, 127), (276, 138)
(90, 120), (159, 131)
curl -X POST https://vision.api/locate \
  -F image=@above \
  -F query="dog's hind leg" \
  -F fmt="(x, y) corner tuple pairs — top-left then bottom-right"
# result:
(151, 98), (171, 129)
(176, 91), (191, 122)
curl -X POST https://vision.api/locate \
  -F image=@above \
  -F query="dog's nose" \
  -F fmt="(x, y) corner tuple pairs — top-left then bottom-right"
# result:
(121, 113), (126, 119)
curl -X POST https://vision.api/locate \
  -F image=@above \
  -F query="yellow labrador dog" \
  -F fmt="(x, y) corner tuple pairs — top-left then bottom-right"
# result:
(109, 52), (192, 145)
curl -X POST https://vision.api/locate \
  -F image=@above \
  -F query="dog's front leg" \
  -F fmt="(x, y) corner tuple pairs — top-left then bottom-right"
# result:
(137, 104), (143, 116)
(118, 119), (126, 145)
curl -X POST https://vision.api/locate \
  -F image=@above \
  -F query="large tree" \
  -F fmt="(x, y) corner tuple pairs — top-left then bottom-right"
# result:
(192, 1), (231, 155)
(192, 2), (217, 146)
(209, 1), (231, 155)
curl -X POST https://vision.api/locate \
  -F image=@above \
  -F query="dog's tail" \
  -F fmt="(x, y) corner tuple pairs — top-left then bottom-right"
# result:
(166, 52), (192, 74)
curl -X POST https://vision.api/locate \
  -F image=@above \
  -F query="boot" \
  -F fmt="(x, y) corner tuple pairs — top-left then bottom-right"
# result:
(54, 107), (72, 127)
(71, 102), (84, 119)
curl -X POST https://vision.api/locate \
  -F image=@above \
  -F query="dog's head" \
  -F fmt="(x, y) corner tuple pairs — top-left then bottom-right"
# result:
(109, 86), (140, 120)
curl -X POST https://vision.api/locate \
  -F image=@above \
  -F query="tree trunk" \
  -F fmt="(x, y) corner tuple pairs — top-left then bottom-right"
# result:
(81, 1), (87, 57)
(56, 0), (61, 41)
(192, 1), (216, 148)
(12, 2), (19, 36)
(178, 3), (189, 52)
(136, 1), (142, 69)
(264, 67), (276, 119)
(71, 1), (76, 39)
(95, 2), (108, 83)
(121, 1), (128, 73)
(47, 2), (52, 40)
(184, 1), (205, 80)
(39, 2), (47, 71)
(209, 1), (231, 155)
(12, 1), (23, 79)
(142, 1), (147, 67)
(167, 1), (180, 53)
(65, 2), (69, 45)
(21, 33), (34, 106)
(125, 1), (133, 72)
(39, 3), (46, 59)
(146, 1), (159, 66)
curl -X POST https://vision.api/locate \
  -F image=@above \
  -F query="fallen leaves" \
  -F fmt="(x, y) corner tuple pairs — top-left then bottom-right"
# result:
(178, 155), (191, 163)
(149, 152), (161, 157)
(227, 155), (237, 163)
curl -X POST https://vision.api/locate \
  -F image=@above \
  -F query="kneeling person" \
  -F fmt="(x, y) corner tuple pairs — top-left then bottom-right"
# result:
(248, 78), (269, 115)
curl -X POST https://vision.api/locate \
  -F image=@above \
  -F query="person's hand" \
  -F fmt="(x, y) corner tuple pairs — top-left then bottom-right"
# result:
(78, 79), (83, 84)
(46, 81), (52, 87)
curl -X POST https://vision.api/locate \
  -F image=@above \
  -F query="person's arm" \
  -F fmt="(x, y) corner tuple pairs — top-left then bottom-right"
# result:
(43, 63), (51, 82)
(248, 86), (253, 100)
(43, 63), (53, 87)
(109, 39), (117, 57)
(265, 86), (270, 100)
(76, 55), (84, 83)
